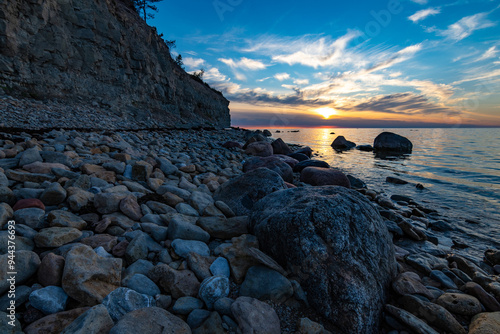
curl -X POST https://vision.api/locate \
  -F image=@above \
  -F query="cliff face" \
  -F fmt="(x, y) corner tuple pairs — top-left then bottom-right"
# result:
(0, 0), (230, 129)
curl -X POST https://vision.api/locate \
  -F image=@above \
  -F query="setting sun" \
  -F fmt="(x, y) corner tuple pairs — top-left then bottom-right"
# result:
(315, 107), (337, 119)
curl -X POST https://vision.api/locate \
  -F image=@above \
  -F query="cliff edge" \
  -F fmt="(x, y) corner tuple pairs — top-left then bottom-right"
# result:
(0, 0), (230, 129)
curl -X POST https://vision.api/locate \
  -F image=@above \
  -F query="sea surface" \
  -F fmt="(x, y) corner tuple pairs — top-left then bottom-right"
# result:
(272, 128), (500, 256)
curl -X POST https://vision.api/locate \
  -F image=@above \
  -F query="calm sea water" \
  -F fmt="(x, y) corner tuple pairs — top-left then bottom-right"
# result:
(272, 128), (500, 254)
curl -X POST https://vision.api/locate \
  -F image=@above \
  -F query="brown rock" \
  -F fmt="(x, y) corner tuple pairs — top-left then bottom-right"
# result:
(80, 234), (118, 253)
(148, 264), (200, 299)
(34, 227), (82, 248)
(300, 167), (351, 187)
(245, 141), (273, 157)
(23, 162), (70, 174)
(469, 312), (500, 334)
(23, 307), (90, 334)
(215, 234), (261, 283)
(187, 252), (216, 281)
(465, 282), (500, 311)
(112, 240), (129, 257)
(47, 210), (87, 230)
(119, 195), (143, 221)
(62, 244), (122, 305)
(38, 253), (65, 287)
(13, 198), (45, 211)
(436, 293), (482, 316)
(163, 192), (184, 207)
(108, 307), (191, 334)
(392, 272), (434, 299)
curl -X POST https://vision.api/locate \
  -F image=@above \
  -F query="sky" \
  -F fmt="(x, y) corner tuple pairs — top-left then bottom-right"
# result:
(151, 0), (500, 128)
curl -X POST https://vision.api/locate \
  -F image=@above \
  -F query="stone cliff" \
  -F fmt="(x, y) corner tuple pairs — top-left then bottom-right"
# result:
(0, 0), (230, 129)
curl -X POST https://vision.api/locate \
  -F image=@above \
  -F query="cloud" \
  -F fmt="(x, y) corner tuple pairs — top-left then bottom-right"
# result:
(411, 0), (428, 4)
(257, 77), (271, 82)
(293, 78), (310, 85)
(345, 92), (460, 115)
(452, 68), (500, 85)
(274, 73), (290, 81)
(218, 57), (268, 70)
(183, 57), (205, 69)
(408, 8), (440, 23)
(474, 46), (498, 62)
(244, 31), (365, 69)
(202, 67), (242, 94)
(438, 13), (496, 41)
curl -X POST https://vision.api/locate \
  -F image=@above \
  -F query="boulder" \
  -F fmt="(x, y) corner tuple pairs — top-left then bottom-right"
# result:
(287, 152), (309, 162)
(214, 168), (287, 216)
(243, 156), (293, 183)
(294, 146), (312, 157)
(245, 141), (273, 157)
(222, 141), (242, 149)
(469, 312), (500, 334)
(231, 296), (281, 334)
(62, 244), (122, 305)
(23, 307), (90, 334)
(242, 134), (266, 149)
(300, 167), (351, 187)
(250, 186), (396, 333)
(293, 159), (330, 173)
(29, 286), (68, 315)
(271, 138), (292, 155)
(239, 266), (293, 303)
(109, 307), (191, 334)
(331, 136), (356, 150)
(60, 304), (114, 334)
(374, 132), (413, 153)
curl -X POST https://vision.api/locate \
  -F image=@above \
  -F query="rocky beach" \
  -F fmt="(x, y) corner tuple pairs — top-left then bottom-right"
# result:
(0, 125), (498, 334)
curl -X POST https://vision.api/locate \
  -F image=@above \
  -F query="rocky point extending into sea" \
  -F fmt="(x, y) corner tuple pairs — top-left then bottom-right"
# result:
(1, 125), (499, 334)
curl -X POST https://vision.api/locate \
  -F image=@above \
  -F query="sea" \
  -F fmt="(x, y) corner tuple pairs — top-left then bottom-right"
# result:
(270, 127), (500, 258)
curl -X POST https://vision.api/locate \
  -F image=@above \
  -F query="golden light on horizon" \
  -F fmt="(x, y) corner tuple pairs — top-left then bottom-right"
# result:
(315, 107), (337, 119)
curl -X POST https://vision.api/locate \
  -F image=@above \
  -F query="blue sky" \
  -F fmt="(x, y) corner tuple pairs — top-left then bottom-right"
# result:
(151, 0), (500, 127)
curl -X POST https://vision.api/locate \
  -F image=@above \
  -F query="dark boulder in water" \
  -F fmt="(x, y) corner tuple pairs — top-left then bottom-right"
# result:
(374, 132), (413, 153)
(214, 168), (287, 216)
(331, 136), (356, 150)
(243, 156), (293, 183)
(250, 186), (397, 334)
(357, 144), (374, 152)
(293, 160), (330, 173)
(294, 146), (312, 158)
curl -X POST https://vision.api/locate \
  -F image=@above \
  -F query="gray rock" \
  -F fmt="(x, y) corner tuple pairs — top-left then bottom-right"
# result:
(158, 158), (179, 175)
(94, 192), (129, 214)
(0, 251), (40, 295)
(102, 287), (156, 322)
(199, 275), (230, 309)
(0, 203), (13, 227)
(430, 270), (458, 289)
(172, 296), (204, 315)
(19, 148), (42, 167)
(0, 311), (23, 334)
(406, 253), (448, 274)
(240, 266), (293, 303)
(168, 216), (210, 242)
(210, 257), (230, 278)
(126, 273), (161, 296)
(29, 286), (68, 314)
(0, 285), (31, 312)
(60, 304), (114, 334)
(40, 182), (67, 206)
(157, 185), (191, 200)
(231, 296), (281, 334)
(214, 168), (287, 216)
(187, 309), (211, 329)
(176, 202), (200, 216)
(0, 187), (16, 206)
(47, 210), (87, 230)
(109, 307), (191, 334)
(436, 293), (482, 316)
(385, 304), (439, 334)
(213, 297), (234, 317)
(250, 186), (396, 334)
(0, 231), (34, 253)
(197, 216), (249, 239)
(122, 259), (154, 285)
(141, 223), (168, 242)
(214, 201), (235, 218)
(34, 227), (82, 248)
(13, 208), (45, 229)
(189, 191), (214, 215)
(172, 239), (210, 258)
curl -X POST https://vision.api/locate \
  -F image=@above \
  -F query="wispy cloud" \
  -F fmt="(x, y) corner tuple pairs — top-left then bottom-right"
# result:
(293, 78), (309, 85)
(438, 13), (496, 41)
(274, 73), (291, 81)
(474, 46), (498, 62)
(408, 8), (440, 23)
(411, 0), (428, 4)
(218, 57), (268, 70)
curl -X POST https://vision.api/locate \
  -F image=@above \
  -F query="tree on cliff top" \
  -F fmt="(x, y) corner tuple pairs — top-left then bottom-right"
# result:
(134, 0), (164, 23)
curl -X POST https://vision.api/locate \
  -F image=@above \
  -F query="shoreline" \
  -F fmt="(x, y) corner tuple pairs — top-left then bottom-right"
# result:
(0, 127), (499, 333)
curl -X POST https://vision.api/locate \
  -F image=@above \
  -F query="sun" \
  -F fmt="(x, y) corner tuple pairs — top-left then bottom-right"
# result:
(315, 107), (337, 119)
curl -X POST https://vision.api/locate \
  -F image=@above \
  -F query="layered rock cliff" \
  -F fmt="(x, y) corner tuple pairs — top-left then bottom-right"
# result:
(0, 0), (230, 129)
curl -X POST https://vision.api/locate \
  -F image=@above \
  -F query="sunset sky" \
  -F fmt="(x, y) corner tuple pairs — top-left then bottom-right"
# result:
(152, 0), (500, 128)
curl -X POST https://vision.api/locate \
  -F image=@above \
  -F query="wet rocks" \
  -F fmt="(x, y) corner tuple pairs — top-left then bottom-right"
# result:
(250, 186), (396, 333)
(242, 156), (293, 182)
(331, 136), (356, 150)
(271, 138), (292, 155)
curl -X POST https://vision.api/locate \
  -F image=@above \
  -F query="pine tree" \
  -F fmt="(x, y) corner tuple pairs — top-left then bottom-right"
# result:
(134, 0), (164, 23)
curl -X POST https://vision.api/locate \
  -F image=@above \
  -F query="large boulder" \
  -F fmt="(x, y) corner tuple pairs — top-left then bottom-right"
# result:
(373, 132), (413, 153)
(271, 138), (292, 155)
(250, 186), (396, 333)
(109, 307), (191, 334)
(300, 167), (351, 187)
(293, 160), (330, 173)
(243, 156), (293, 183)
(245, 142), (273, 157)
(214, 168), (287, 216)
(331, 136), (356, 150)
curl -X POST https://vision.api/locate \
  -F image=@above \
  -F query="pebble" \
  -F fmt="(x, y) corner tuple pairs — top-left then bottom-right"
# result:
(210, 257), (230, 278)
(126, 273), (161, 296)
(199, 275), (230, 309)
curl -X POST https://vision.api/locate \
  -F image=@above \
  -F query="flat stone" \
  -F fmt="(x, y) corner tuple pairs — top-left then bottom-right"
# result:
(23, 307), (90, 334)
(47, 210), (87, 230)
(34, 227), (82, 248)
(172, 239), (210, 258)
(40, 182), (67, 206)
(126, 273), (161, 296)
(148, 264), (200, 299)
(6, 170), (55, 183)
(102, 287), (155, 322)
(13, 207), (45, 229)
(240, 266), (293, 303)
(168, 216), (210, 242)
(406, 252), (448, 274)
(385, 304), (439, 334)
(392, 272), (434, 299)
(430, 270), (458, 289)
(172, 296), (204, 315)
(29, 286), (68, 315)
(197, 216), (249, 239)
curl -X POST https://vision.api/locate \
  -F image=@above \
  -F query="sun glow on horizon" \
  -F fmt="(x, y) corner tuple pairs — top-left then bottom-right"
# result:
(315, 107), (338, 119)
